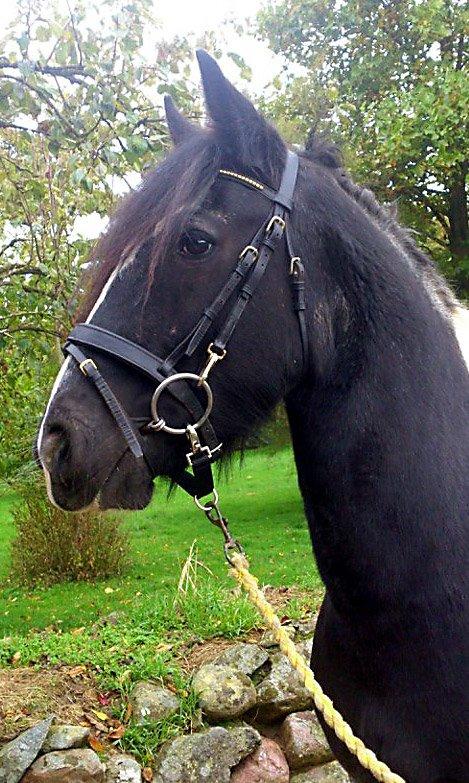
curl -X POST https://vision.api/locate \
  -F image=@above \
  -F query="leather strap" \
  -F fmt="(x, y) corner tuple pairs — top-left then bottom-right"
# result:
(213, 209), (287, 352)
(66, 343), (144, 460)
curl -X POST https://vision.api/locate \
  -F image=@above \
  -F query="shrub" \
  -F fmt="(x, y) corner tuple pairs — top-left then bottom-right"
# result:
(9, 472), (129, 585)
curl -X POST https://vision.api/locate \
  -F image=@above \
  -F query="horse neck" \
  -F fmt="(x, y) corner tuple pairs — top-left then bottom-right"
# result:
(286, 214), (468, 619)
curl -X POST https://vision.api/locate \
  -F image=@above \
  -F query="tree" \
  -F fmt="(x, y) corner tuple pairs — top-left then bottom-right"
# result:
(258, 0), (468, 294)
(0, 0), (193, 474)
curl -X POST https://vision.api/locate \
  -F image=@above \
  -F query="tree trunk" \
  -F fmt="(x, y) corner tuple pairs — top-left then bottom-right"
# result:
(448, 164), (468, 258)
(447, 163), (468, 295)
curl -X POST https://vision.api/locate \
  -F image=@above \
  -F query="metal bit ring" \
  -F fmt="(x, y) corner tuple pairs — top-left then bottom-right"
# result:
(150, 373), (213, 436)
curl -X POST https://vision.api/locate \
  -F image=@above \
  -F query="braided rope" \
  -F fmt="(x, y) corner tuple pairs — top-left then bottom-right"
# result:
(229, 552), (406, 783)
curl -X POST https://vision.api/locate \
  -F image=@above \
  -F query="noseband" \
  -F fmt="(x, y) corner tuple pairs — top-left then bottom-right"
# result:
(64, 151), (306, 503)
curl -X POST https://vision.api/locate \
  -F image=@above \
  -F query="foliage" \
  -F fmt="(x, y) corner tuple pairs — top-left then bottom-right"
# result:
(9, 472), (128, 585)
(0, 0), (194, 476)
(258, 0), (469, 294)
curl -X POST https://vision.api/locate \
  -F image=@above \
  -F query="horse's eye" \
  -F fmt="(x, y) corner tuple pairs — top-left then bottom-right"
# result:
(178, 229), (215, 258)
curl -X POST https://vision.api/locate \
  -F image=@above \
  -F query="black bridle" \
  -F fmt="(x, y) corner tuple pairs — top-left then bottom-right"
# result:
(64, 150), (305, 504)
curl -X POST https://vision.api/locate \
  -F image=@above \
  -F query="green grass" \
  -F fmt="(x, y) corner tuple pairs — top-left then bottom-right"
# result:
(0, 447), (321, 636)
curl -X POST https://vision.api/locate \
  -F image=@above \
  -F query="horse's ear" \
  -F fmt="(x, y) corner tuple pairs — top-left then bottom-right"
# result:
(164, 95), (197, 145)
(196, 49), (284, 173)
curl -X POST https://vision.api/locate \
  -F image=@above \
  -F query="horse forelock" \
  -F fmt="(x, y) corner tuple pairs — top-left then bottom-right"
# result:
(76, 131), (223, 321)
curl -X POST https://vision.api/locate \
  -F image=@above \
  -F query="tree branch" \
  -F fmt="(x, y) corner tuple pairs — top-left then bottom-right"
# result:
(1, 74), (79, 137)
(0, 57), (89, 83)
(0, 120), (48, 135)
(0, 238), (26, 257)
(0, 324), (60, 338)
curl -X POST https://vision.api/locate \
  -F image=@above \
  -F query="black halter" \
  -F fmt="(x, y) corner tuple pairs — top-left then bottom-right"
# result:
(64, 150), (305, 502)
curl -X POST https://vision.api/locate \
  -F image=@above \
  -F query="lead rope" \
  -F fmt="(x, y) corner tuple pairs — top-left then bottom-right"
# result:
(198, 499), (406, 783)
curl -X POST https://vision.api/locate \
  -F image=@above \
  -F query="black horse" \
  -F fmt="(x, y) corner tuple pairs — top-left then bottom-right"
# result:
(36, 52), (468, 782)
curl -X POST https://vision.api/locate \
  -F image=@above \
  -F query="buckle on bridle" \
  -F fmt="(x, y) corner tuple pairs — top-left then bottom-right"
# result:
(186, 444), (213, 466)
(289, 256), (302, 275)
(185, 424), (220, 467)
(79, 358), (97, 376)
(266, 215), (286, 236)
(239, 245), (259, 261)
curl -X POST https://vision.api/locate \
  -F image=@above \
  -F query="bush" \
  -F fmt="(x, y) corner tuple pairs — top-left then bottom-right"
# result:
(9, 473), (129, 586)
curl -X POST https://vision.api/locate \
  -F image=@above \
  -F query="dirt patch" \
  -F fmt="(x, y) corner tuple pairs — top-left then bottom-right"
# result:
(0, 665), (109, 742)
(262, 585), (306, 608)
(179, 638), (237, 674)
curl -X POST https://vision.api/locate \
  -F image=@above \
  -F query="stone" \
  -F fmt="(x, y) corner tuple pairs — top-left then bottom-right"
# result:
(254, 652), (314, 722)
(290, 761), (350, 782)
(99, 611), (122, 626)
(22, 748), (105, 783)
(0, 716), (53, 783)
(279, 711), (334, 768)
(129, 682), (179, 725)
(297, 637), (314, 662)
(91, 612), (123, 636)
(292, 616), (318, 639)
(153, 725), (260, 783)
(212, 644), (270, 678)
(192, 664), (257, 721)
(105, 754), (142, 782)
(260, 626), (295, 648)
(231, 737), (289, 783)
(42, 724), (91, 752)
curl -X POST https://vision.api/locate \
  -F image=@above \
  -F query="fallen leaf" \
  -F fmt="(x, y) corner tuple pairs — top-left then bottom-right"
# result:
(88, 735), (106, 753)
(71, 626), (86, 636)
(154, 643), (172, 653)
(104, 587), (114, 594)
(83, 712), (108, 732)
(68, 665), (87, 677)
(11, 651), (21, 664)
(92, 709), (110, 722)
(143, 768), (153, 781)
(123, 702), (133, 723)
(108, 724), (125, 740)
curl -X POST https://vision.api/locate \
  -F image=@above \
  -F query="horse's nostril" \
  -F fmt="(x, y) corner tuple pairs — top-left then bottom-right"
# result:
(40, 423), (70, 470)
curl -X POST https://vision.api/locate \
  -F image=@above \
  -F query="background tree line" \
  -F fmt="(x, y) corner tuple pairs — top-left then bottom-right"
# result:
(1, 0), (467, 480)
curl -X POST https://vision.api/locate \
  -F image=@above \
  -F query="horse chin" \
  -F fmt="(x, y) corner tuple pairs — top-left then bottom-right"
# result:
(44, 450), (154, 512)
(97, 452), (155, 510)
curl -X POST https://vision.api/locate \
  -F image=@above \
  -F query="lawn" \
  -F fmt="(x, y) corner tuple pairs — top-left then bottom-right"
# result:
(0, 446), (321, 637)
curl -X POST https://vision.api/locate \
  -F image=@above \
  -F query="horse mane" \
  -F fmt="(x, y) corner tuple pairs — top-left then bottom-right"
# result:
(302, 131), (459, 315)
